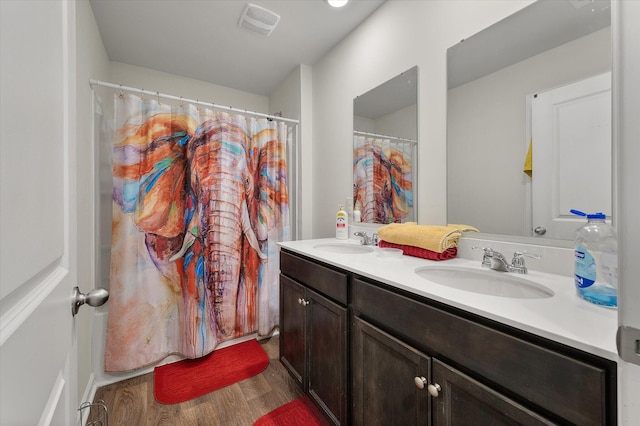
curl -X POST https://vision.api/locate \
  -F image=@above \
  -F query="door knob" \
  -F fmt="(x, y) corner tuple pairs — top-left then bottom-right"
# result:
(72, 286), (109, 316)
(534, 226), (547, 235)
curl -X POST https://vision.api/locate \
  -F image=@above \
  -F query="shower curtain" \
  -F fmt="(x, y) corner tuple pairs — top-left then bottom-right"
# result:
(104, 94), (290, 372)
(353, 135), (413, 224)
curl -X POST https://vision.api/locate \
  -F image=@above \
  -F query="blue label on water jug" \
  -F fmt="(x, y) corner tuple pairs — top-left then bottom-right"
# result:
(575, 246), (596, 288)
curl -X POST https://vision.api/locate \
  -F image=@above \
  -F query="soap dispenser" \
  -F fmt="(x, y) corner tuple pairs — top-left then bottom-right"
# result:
(336, 205), (348, 239)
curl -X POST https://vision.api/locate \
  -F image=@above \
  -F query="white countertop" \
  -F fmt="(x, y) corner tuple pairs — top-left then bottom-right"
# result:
(278, 238), (619, 361)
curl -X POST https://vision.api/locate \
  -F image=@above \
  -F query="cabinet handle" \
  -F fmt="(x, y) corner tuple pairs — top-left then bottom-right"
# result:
(427, 383), (441, 398)
(301, 299), (310, 306)
(414, 376), (427, 389)
(298, 298), (303, 305)
(414, 377), (441, 397)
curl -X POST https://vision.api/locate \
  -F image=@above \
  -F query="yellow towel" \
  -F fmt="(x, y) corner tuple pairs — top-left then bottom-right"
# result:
(523, 139), (533, 178)
(377, 223), (462, 253)
(447, 224), (479, 233)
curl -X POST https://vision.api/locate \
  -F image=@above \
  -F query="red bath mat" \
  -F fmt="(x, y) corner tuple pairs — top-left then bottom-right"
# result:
(253, 396), (331, 426)
(154, 339), (269, 404)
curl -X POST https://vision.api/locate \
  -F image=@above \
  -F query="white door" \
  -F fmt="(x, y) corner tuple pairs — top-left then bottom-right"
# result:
(1, 1), (79, 425)
(531, 72), (612, 241)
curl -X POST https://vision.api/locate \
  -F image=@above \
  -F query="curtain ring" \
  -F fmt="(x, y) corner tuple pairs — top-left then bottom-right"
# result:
(157, 91), (161, 105)
(118, 85), (124, 99)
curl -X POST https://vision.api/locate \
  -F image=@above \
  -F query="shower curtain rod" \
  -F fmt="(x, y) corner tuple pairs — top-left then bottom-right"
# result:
(353, 130), (417, 144)
(89, 79), (300, 125)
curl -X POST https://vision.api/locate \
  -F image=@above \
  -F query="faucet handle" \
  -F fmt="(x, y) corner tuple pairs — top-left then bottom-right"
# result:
(511, 251), (542, 273)
(471, 246), (493, 254)
(512, 251), (542, 264)
(472, 246), (494, 268)
(354, 231), (376, 245)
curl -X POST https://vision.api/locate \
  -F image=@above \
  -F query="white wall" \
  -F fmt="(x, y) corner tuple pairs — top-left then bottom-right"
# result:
(448, 27), (610, 236)
(109, 61), (269, 113)
(310, 0), (535, 237)
(269, 65), (314, 239)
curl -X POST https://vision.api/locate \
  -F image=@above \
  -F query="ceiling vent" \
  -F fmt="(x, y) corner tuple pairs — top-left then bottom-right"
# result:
(238, 3), (280, 36)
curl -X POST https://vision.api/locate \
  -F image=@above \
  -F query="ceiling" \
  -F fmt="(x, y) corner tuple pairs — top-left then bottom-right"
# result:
(90, 0), (385, 96)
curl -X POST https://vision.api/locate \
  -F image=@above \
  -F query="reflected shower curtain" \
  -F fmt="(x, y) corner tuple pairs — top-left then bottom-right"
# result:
(104, 94), (289, 372)
(353, 135), (413, 224)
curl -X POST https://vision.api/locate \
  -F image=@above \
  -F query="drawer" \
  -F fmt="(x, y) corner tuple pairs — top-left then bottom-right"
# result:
(280, 250), (348, 305)
(351, 278), (612, 426)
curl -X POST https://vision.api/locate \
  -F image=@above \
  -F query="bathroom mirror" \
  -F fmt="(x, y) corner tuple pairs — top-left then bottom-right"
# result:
(447, 0), (611, 246)
(353, 66), (418, 224)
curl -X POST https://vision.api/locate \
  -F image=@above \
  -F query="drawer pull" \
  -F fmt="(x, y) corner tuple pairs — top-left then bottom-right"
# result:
(298, 298), (310, 306)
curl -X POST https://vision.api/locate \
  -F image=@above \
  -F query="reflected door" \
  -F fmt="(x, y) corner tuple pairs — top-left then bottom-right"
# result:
(531, 72), (612, 240)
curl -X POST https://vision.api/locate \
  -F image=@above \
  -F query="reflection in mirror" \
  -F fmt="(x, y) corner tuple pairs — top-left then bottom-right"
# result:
(447, 0), (611, 246)
(353, 66), (418, 224)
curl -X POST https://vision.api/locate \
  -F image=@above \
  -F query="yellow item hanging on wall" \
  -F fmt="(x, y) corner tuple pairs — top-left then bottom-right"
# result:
(523, 139), (533, 178)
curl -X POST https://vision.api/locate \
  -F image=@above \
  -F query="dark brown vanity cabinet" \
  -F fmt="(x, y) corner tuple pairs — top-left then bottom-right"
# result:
(351, 316), (551, 426)
(279, 251), (348, 425)
(351, 277), (617, 426)
(351, 316), (431, 425)
(279, 249), (616, 426)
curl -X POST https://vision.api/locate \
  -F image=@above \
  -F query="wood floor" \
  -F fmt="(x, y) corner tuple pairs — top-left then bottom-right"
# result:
(86, 336), (304, 425)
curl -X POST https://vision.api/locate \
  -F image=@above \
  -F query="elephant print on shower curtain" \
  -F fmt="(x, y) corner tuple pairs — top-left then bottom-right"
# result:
(185, 116), (266, 338)
(104, 95), (290, 372)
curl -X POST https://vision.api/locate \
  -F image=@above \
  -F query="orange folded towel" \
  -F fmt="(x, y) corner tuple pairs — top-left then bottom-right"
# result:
(377, 223), (462, 253)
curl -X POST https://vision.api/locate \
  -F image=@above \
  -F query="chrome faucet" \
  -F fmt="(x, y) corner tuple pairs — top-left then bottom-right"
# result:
(353, 231), (379, 246)
(489, 250), (512, 272)
(472, 247), (541, 274)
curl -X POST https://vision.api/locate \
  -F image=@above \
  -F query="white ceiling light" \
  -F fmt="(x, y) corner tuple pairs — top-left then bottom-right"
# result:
(327, 0), (349, 8)
(238, 3), (280, 36)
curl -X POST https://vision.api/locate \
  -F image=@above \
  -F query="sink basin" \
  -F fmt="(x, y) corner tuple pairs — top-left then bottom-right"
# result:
(313, 243), (374, 254)
(414, 266), (554, 299)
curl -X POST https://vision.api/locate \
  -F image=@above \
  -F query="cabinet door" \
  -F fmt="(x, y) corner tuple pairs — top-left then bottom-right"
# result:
(280, 274), (307, 389)
(352, 316), (431, 426)
(431, 359), (554, 426)
(308, 288), (348, 425)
